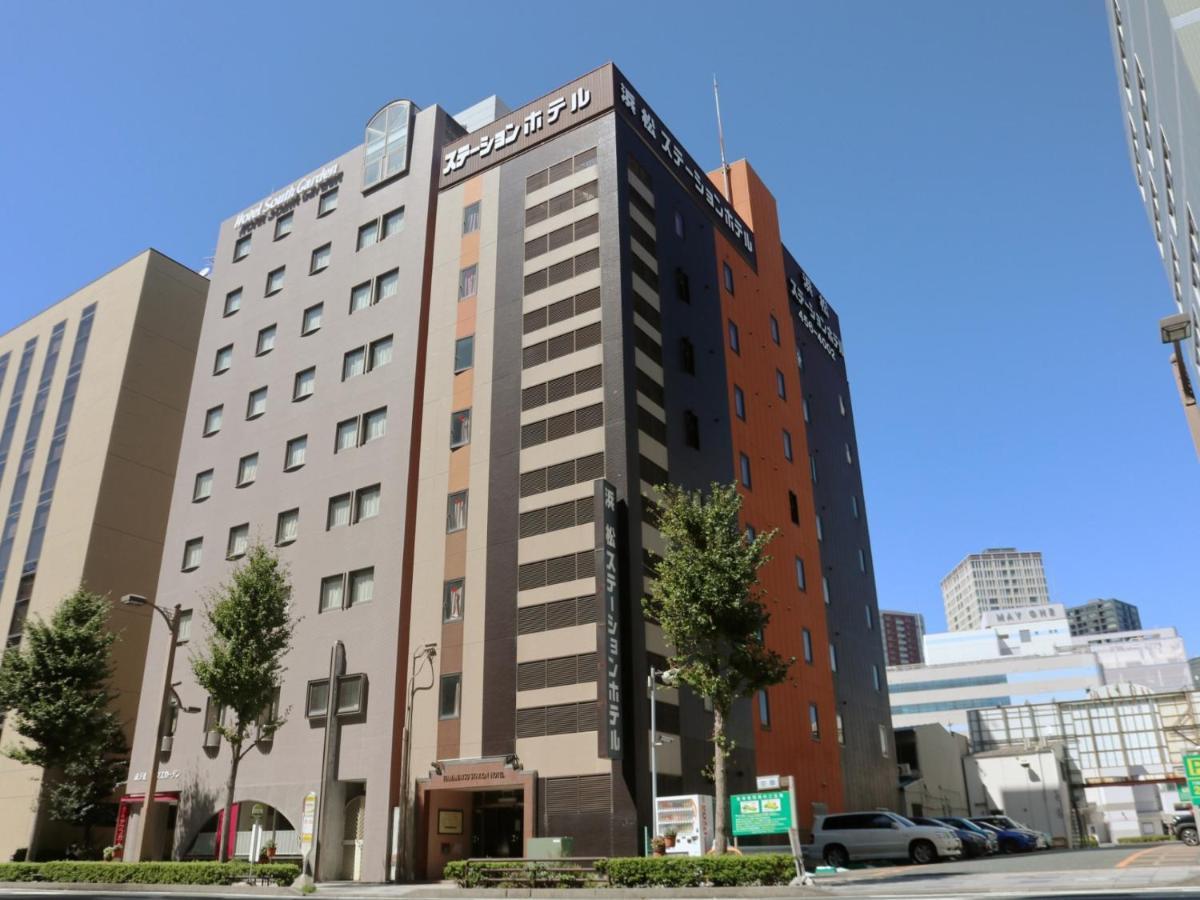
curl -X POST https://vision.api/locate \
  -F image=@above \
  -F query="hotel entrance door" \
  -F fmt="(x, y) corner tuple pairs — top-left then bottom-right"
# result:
(470, 790), (524, 858)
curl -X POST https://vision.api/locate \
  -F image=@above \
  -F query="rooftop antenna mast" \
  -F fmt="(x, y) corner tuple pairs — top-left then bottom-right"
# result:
(713, 73), (732, 200)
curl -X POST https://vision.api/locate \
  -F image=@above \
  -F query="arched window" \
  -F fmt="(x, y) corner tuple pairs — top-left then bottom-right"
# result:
(364, 101), (414, 189)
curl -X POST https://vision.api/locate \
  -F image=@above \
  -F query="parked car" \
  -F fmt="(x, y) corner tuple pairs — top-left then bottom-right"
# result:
(1170, 812), (1197, 846)
(931, 816), (998, 855)
(807, 811), (962, 867)
(970, 819), (1039, 853)
(973, 814), (1051, 849)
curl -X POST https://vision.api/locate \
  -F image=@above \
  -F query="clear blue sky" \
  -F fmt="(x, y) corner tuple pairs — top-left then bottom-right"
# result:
(2, 2), (1196, 652)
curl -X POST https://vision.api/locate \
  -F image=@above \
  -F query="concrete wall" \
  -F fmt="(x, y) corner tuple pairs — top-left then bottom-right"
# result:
(965, 747), (1072, 846)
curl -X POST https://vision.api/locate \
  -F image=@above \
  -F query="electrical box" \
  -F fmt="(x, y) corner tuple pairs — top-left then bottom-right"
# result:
(526, 836), (574, 858)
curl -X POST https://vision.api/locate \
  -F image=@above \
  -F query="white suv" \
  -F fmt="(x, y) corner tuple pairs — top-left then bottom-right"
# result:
(807, 811), (962, 867)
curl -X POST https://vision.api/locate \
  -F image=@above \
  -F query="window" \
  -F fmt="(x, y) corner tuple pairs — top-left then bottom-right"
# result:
(769, 314), (780, 345)
(176, 610), (193, 644)
(276, 508), (299, 546)
(745, 524), (757, 542)
(776, 369), (787, 399)
(357, 220), (379, 251)
(203, 405), (223, 436)
(182, 538), (203, 571)
(226, 524), (249, 559)
(454, 335), (475, 372)
(236, 453), (258, 487)
(256, 324), (276, 356)
(795, 557), (806, 591)
(809, 453), (818, 483)
(302, 303), (323, 335)
(447, 491), (468, 532)
(816, 515), (824, 542)
(782, 429), (793, 461)
(872, 664), (881, 691)
(810, 703), (820, 740)
(838, 394), (846, 416)
(837, 713), (845, 745)
(758, 690), (770, 728)
(213, 344), (233, 375)
(327, 493), (352, 529)
(354, 484), (381, 522)
(788, 491), (799, 524)
(336, 674), (366, 715)
(265, 266), (285, 296)
(866, 605), (873, 629)
(233, 234), (251, 261)
(845, 442), (854, 464)
(223, 288), (242, 317)
(723, 262), (734, 293)
(348, 567), (374, 606)
(293, 366), (316, 401)
(377, 269), (398, 301)
(350, 281), (372, 313)
(369, 336), (393, 370)
(802, 397), (810, 423)
(802, 628), (813, 663)
(319, 574), (344, 612)
(336, 419), (359, 451)
(246, 386), (268, 419)
(274, 211), (293, 240)
(363, 101), (412, 188)
(734, 385), (746, 421)
(363, 407), (387, 443)
(739, 453), (752, 488)
(382, 206), (405, 238)
(343, 347), (366, 381)
(851, 495), (860, 519)
(680, 337), (695, 374)
(306, 680), (330, 717)
(459, 264), (478, 300)
(879, 723), (889, 757)
(675, 269), (691, 303)
(822, 575), (830, 605)
(317, 186), (338, 216)
(310, 243), (331, 274)
(728, 320), (740, 354)
(462, 201), (481, 234)
(684, 410), (700, 449)
(450, 409), (471, 448)
(193, 469), (213, 502)
(674, 211), (685, 239)
(858, 548), (867, 573)
(443, 579), (465, 623)
(439, 673), (462, 719)
(830, 644), (838, 672)
(285, 435), (307, 471)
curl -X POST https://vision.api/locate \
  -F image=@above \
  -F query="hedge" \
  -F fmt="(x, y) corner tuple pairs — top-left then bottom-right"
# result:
(441, 860), (597, 888)
(595, 855), (796, 887)
(0, 861), (300, 886)
(1116, 835), (1173, 844)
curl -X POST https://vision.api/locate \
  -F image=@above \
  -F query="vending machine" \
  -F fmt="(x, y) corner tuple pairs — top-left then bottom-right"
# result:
(654, 794), (715, 857)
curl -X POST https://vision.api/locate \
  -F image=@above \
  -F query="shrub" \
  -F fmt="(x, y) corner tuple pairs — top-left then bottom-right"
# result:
(595, 854), (796, 887)
(1117, 835), (1171, 844)
(0, 861), (299, 886)
(0, 863), (41, 881)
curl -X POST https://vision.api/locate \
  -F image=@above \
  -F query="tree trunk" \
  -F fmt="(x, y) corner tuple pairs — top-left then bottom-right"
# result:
(712, 706), (727, 854)
(218, 742), (241, 863)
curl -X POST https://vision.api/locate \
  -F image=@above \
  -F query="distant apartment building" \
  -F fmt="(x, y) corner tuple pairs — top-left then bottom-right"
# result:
(881, 610), (925, 666)
(1106, 0), (1200, 457)
(0, 251), (207, 860)
(1066, 598), (1142, 636)
(1191, 656), (1200, 687)
(940, 548), (1050, 632)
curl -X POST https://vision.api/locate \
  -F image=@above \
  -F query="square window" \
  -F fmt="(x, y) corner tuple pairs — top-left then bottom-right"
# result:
(769, 314), (780, 345)
(348, 567), (374, 606)
(723, 261), (734, 293)
(246, 386), (268, 419)
(193, 469), (213, 502)
(443, 579), (465, 622)
(306, 679), (330, 717)
(446, 490), (468, 532)
(382, 206), (405, 239)
(276, 508), (299, 546)
(795, 557), (806, 590)
(223, 288), (242, 317)
(226, 523), (249, 559)
(274, 211), (293, 240)
(454, 335), (475, 372)
(739, 452), (752, 489)
(369, 335), (393, 370)
(182, 537), (203, 571)
(337, 674), (365, 715)
(462, 201), (481, 235)
(336, 418), (359, 452)
(285, 435), (307, 471)
(327, 493), (352, 529)
(293, 366), (316, 401)
(317, 187), (338, 217)
(176, 609), (193, 643)
(439, 673), (462, 719)
(458, 264), (478, 301)
(343, 347), (366, 380)
(203, 405), (223, 436)
(450, 409), (471, 448)
(357, 220), (379, 251)
(728, 320), (740, 354)
(310, 243), (331, 274)
(776, 369), (787, 399)
(734, 385), (746, 421)
(363, 407), (387, 443)
(802, 628), (813, 663)
(355, 484), (381, 522)
(213, 344), (233, 375)
(233, 234), (251, 262)
(319, 575), (344, 612)
(302, 303), (323, 335)
(236, 453), (258, 487)
(256, 325), (277, 356)
(376, 269), (399, 302)
(265, 266), (286, 296)
(350, 281), (372, 313)
(782, 429), (793, 462)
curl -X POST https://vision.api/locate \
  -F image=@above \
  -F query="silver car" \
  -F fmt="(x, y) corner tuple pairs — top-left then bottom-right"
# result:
(807, 811), (962, 867)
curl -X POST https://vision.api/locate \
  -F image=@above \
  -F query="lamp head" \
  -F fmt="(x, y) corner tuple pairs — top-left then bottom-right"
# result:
(120, 594), (148, 608)
(1160, 311), (1193, 344)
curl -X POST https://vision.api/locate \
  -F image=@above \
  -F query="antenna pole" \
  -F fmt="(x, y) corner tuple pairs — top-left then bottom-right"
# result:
(713, 74), (732, 200)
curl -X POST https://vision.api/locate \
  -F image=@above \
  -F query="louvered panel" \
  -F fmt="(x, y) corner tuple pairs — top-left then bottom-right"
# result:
(575, 594), (598, 624)
(548, 259), (574, 286)
(547, 332), (574, 360)
(575, 287), (601, 313)
(520, 468), (546, 498)
(547, 373), (574, 403)
(544, 777), (577, 815)
(516, 706), (546, 739)
(522, 384), (547, 411)
(545, 501), (576, 532)
(548, 223), (573, 252)
(545, 703), (578, 735)
(576, 701), (599, 733)
(519, 509), (546, 539)
(521, 420), (547, 448)
(575, 452), (604, 482)
(575, 403), (604, 432)
(523, 306), (548, 334)
(574, 214), (599, 239)
(574, 497), (593, 525)
(523, 342), (547, 368)
(577, 652), (598, 682)
(517, 660), (547, 692)
(546, 554), (576, 585)
(575, 249), (600, 273)
(575, 550), (595, 580)
(546, 461), (574, 491)
(547, 411), (574, 441)
(548, 297), (574, 325)
(545, 656), (577, 688)
(575, 365), (602, 393)
(577, 774), (610, 812)
(517, 604), (546, 635)
(575, 322), (601, 349)
(518, 561), (547, 591)
(545, 598), (577, 631)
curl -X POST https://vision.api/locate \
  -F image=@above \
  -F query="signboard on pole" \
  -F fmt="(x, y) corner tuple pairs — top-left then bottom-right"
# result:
(300, 791), (318, 860)
(1185, 754), (1200, 805)
(731, 790), (792, 836)
(756, 774), (781, 790)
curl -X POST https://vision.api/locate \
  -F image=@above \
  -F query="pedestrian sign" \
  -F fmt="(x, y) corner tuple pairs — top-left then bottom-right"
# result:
(1185, 754), (1200, 806)
(731, 790), (792, 836)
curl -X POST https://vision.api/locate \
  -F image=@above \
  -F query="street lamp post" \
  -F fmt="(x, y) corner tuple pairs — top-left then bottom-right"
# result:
(396, 642), (437, 882)
(1159, 312), (1200, 459)
(122, 595), (182, 863)
(647, 667), (678, 843)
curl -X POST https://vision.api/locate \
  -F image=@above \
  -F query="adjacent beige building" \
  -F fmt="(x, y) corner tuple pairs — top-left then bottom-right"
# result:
(0, 250), (207, 860)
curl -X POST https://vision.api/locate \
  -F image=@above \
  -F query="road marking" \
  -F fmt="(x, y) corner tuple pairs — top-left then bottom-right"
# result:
(1115, 845), (1160, 868)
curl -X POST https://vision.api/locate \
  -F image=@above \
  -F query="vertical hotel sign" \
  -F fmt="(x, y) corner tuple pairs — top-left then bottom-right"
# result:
(594, 479), (623, 759)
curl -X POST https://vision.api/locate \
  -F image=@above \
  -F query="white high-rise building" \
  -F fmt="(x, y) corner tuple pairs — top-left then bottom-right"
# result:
(940, 548), (1050, 632)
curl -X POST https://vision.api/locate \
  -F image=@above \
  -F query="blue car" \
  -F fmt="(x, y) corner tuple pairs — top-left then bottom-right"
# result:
(935, 816), (999, 855)
(970, 819), (1038, 854)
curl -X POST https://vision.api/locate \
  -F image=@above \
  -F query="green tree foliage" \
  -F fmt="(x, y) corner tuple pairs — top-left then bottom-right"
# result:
(191, 544), (295, 861)
(643, 483), (791, 854)
(0, 587), (127, 850)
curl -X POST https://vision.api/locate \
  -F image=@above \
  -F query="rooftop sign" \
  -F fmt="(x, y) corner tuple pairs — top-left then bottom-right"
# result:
(235, 163), (342, 231)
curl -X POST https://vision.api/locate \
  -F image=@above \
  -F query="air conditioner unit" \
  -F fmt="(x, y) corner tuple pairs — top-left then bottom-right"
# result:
(159, 735), (174, 754)
(203, 730), (221, 749)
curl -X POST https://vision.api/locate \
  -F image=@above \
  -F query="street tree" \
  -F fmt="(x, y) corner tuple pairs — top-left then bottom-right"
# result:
(191, 543), (295, 861)
(0, 587), (127, 853)
(643, 482), (791, 854)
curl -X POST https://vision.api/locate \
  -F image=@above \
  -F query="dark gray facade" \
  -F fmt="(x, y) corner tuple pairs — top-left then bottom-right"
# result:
(1067, 598), (1142, 636)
